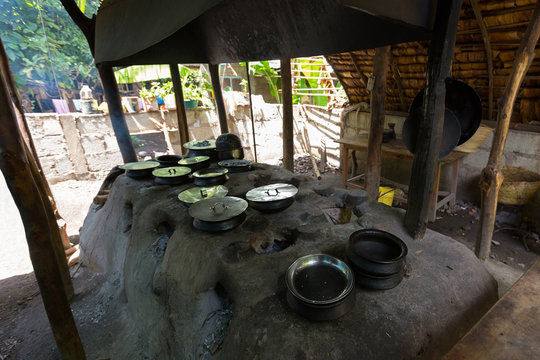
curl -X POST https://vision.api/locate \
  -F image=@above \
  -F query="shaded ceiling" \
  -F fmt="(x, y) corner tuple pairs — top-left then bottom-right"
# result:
(326, 0), (540, 124)
(95, 0), (435, 65)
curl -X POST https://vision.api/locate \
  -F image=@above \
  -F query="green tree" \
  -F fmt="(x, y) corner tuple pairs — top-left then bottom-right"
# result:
(0, 0), (100, 102)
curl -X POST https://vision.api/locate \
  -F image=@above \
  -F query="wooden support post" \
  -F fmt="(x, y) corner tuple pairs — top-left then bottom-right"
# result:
(209, 64), (228, 134)
(404, 0), (463, 239)
(245, 62), (258, 162)
(365, 46), (391, 201)
(97, 63), (137, 163)
(470, 0), (494, 121)
(169, 63), (189, 153)
(281, 58), (294, 172)
(476, 2), (540, 260)
(389, 51), (408, 112)
(0, 52), (86, 360)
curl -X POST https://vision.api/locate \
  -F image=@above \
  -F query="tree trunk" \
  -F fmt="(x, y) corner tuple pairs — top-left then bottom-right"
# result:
(245, 62), (258, 162)
(404, 0), (463, 239)
(0, 49), (86, 360)
(281, 59), (294, 172)
(209, 64), (228, 134)
(476, 2), (540, 260)
(365, 46), (391, 201)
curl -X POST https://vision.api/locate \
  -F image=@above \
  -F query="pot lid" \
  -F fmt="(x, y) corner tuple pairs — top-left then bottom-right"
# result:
(183, 139), (216, 150)
(193, 168), (228, 178)
(119, 161), (159, 171)
(178, 156), (210, 165)
(246, 183), (298, 202)
(189, 196), (248, 222)
(152, 166), (191, 178)
(178, 185), (228, 204)
(218, 159), (252, 168)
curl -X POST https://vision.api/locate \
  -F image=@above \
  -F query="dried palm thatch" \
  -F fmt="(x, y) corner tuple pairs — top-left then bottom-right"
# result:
(326, 0), (540, 123)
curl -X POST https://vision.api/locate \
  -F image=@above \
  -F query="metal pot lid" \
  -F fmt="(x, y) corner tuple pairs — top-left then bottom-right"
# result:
(246, 183), (298, 202)
(193, 168), (228, 178)
(119, 161), (159, 171)
(178, 185), (228, 204)
(218, 159), (252, 168)
(183, 139), (216, 150)
(189, 196), (248, 222)
(178, 156), (210, 165)
(152, 166), (191, 178)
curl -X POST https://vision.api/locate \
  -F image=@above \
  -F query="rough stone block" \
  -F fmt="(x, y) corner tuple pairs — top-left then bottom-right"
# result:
(86, 152), (122, 173)
(34, 135), (68, 156)
(81, 135), (106, 155)
(42, 116), (63, 136)
(103, 134), (120, 151)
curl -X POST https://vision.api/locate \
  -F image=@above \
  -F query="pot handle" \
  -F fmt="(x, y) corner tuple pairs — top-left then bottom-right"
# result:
(200, 189), (208, 198)
(265, 188), (280, 196)
(168, 168), (177, 175)
(211, 202), (227, 214)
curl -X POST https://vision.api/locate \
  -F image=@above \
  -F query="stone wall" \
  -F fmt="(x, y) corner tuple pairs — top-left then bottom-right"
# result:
(26, 97), (342, 183)
(342, 105), (540, 202)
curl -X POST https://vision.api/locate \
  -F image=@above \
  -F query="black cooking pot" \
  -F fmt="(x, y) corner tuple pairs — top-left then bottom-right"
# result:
(155, 154), (184, 168)
(217, 148), (244, 161)
(246, 183), (298, 212)
(152, 166), (191, 185)
(409, 79), (482, 145)
(119, 161), (159, 179)
(218, 159), (252, 173)
(351, 266), (404, 290)
(192, 168), (229, 186)
(178, 156), (210, 172)
(347, 229), (407, 276)
(184, 139), (217, 160)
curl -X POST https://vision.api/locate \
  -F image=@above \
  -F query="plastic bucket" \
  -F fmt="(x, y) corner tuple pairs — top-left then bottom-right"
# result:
(378, 187), (394, 206)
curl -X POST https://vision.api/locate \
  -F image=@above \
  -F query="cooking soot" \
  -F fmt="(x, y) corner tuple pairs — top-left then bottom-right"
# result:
(294, 265), (347, 302)
(353, 238), (402, 261)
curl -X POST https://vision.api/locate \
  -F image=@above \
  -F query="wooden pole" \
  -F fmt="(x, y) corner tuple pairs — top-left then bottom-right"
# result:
(0, 52), (86, 360)
(470, 0), (494, 121)
(404, 0), (463, 239)
(281, 58), (294, 172)
(365, 46), (391, 201)
(245, 62), (258, 162)
(0, 39), (71, 250)
(169, 63), (189, 154)
(209, 64), (229, 134)
(475, 2), (540, 260)
(389, 51), (407, 112)
(97, 63), (137, 163)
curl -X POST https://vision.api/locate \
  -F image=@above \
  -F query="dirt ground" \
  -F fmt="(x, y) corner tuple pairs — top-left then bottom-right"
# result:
(0, 137), (538, 359)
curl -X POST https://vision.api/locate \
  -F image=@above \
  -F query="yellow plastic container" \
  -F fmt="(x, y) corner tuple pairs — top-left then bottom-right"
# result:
(378, 187), (394, 206)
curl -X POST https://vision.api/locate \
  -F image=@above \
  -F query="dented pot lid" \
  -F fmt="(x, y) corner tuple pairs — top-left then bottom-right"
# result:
(178, 185), (228, 204)
(189, 196), (248, 222)
(119, 161), (159, 171)
(246, 183), (298, 203)
(152, 166), (191, 178)
(183, 139), (216, 150)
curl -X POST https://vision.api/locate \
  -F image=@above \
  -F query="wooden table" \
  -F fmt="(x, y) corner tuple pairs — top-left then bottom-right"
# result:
(444, 258), (540, 360)
(336, 135), (467, 221)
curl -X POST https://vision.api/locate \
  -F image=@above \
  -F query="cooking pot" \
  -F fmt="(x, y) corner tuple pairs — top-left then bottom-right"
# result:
(152, 166), (191, 185)
(347, 229), (407, 276)
(119, 161), (159, 179)
(246, 183), (298, 212)
(192, 168), (229, 186)
(155, 154), (184, 168)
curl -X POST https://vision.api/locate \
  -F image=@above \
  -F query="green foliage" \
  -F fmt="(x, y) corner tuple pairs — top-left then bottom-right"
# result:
(241, 61), (281, 103)
(0, 0), (100, 98)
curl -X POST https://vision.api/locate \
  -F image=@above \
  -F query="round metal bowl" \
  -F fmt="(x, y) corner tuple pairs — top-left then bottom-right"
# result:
(286, 254), (354, 306)
(192, 168), (229, 186)
(119, 161), (159, 179)
(178, 155), (210, 172)
(347, 229), (408, 276)
(155, 154), (184, 168)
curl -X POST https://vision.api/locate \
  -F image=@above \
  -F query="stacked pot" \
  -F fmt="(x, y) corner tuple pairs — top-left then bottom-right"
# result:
(346, 229), (408, 290)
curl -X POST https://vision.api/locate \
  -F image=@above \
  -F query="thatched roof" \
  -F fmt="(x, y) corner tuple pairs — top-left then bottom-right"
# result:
(326, 0), (540, 124)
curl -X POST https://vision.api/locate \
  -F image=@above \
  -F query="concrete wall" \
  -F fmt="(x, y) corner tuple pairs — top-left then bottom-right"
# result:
(342, 105), (540, 203)
(26, 94), (342, 183)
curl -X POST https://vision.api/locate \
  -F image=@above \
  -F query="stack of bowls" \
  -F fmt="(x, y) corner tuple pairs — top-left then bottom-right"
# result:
(346, 229), (408, 290)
